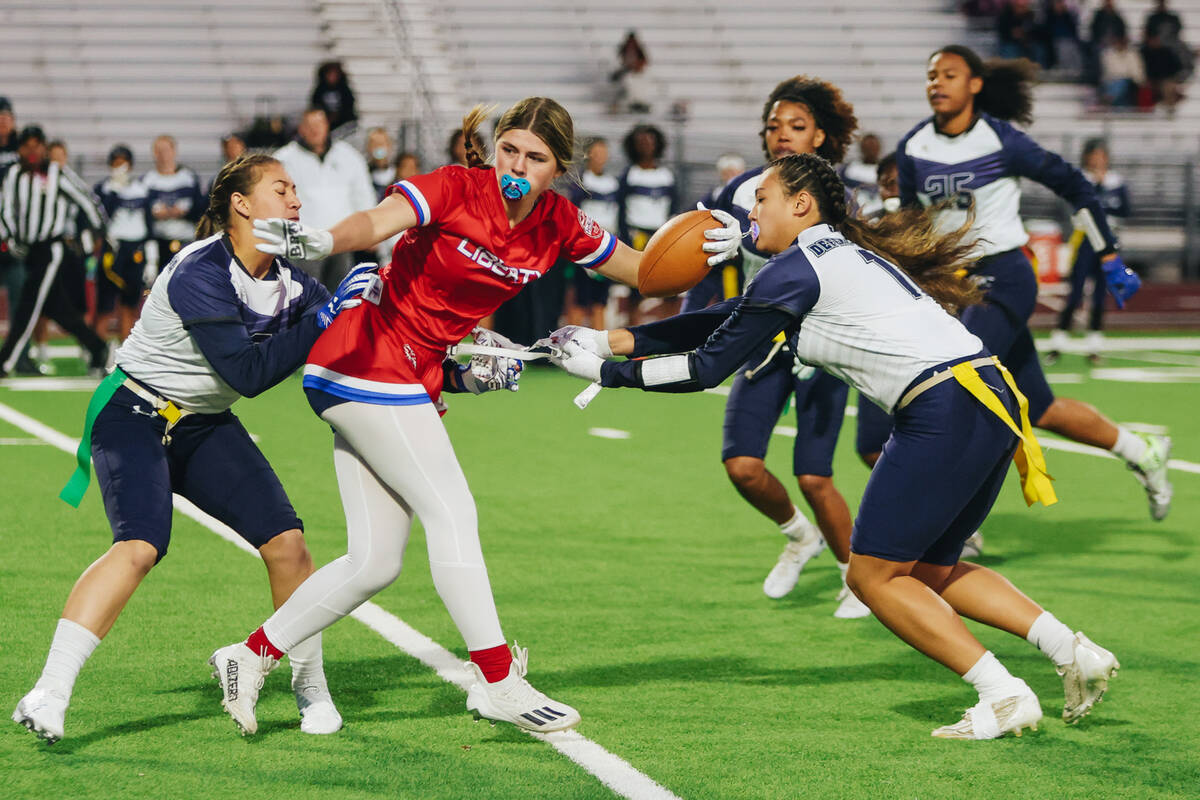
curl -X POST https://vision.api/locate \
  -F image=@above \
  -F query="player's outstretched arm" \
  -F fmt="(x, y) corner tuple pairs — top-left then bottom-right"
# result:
(593, 239), (641, 287)
(254, 194), (420, 260)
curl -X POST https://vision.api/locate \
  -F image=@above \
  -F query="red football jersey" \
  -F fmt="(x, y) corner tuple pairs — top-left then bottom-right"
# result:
(303, 166), (616, 405)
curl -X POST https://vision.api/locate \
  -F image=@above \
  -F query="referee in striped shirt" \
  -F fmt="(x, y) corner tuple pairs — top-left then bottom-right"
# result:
(0, 126), (109, 377)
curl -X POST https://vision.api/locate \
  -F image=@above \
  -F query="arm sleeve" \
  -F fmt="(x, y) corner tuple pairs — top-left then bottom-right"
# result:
(385, 165), (459, 226)
(627, 297), (740, 356)
(556, 194), (617, 269)
(1002, 124), (1119, 251)
(600, 255), (819, 392)
(168, 259), (322, 397)
(186, 317), (322, 398)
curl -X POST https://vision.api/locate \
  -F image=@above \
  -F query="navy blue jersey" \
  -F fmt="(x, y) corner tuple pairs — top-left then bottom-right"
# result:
(896, 113), (1118, 257)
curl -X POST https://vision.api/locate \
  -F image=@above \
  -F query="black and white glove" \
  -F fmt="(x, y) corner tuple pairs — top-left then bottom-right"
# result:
(550, 339), (605, 383)
(253, 218), (335, 261)
(546, 325), (613, 357)
(463, 327), (524, 392)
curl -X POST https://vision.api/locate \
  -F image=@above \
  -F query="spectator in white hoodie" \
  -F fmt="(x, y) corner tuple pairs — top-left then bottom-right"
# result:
(273, 108), (377, 290)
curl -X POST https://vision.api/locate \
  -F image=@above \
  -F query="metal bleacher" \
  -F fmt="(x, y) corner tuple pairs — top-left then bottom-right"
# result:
(0, 0), (329, 181)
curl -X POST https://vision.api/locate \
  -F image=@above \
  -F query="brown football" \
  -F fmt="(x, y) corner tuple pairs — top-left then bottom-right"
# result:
(636, 210), (718, 298)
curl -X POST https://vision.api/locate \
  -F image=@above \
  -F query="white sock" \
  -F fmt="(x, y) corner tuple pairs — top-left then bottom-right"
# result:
(1026, 611), (1076, 667)
(963, 651), (1027, 702)
(779, 507), (813, 540)
(287, 632), (329, 690)
(1111, 428), (1148, 465)
(838, 561), (849, 583)
(33, 619), (101, 700)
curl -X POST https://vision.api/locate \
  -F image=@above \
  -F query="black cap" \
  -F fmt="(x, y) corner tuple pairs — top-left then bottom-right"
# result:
(16, 125), (45, 146)
(0, 96), (12, 114)
(108, 144), (134, 165)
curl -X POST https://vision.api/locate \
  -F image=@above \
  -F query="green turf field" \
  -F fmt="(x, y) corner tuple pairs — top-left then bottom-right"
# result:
(1, 335), (1197, 800)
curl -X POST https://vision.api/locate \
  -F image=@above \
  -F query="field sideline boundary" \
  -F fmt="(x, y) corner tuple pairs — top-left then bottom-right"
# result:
(0, 401), (683, 800)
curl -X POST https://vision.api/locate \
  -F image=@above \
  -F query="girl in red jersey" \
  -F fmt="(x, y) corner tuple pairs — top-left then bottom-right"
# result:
(209, 97), (741, 735)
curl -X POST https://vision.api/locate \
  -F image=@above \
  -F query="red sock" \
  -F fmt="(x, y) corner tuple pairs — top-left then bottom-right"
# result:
(246, 627), (284, 660)
(470, 644), (513, 683)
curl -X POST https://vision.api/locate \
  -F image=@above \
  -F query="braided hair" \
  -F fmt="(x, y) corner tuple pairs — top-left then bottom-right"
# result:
(772, 153), (982, 312)
(196, 153), (279, 239)
(760, 76), (858, 164)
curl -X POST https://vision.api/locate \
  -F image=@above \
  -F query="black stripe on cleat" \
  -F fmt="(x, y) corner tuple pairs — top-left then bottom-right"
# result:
(520, 712), (546, 726)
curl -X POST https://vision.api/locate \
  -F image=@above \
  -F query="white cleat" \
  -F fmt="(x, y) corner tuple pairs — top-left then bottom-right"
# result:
(294, 681), (343, 735)
(12, 688), (68, 744)
(1059, 632), (1119, 723)
(931, 689), (1043, 740)
(763, 528), (825, 599)
(1128, 434), (1172, 521)
(465, 643), (580, 733)
(960, 531), (984, 559)
(209, 642), (278, 736)
(833, 583), (871, 619)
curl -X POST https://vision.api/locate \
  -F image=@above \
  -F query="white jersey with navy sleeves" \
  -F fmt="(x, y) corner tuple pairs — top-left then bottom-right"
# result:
(95, 175), (151, 243)
(116, 234), (328, 413)
(782, 225), (982, 411)
(603, 224), (982, 413)
(896, 113), (1118, 258)
(618, 164), (676, 237)
(569, 170), (620, 234)
(142, 167), (205, 243)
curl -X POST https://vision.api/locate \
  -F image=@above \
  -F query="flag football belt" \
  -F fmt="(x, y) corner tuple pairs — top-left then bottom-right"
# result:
(897, 355), (1056, 508)
(59, 366), (192, 508)
(448, 343), (554, 361)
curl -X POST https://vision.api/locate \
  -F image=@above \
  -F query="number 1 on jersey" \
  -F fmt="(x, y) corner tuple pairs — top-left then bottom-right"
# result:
(857, 249), (922, 299)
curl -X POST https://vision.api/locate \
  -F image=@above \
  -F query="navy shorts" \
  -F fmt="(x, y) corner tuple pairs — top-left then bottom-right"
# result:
(722, 352), (849, 477)
(571, 266), (611, 307)
(90, 384), (302, 560)
(855, 393), (895, 458)
(97, 241), (145, 312)
(961, 248), (1054, 421)
(851, 359), (1018, 565)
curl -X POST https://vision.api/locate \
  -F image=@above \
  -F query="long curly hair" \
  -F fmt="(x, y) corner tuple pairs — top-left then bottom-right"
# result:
(759, 76), (858, 164)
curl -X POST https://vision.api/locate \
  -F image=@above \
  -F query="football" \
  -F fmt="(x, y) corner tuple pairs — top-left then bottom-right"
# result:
(636, 209), (718, 297)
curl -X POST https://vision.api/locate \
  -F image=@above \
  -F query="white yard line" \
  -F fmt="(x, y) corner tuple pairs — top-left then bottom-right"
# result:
(0, 401), (682, 800)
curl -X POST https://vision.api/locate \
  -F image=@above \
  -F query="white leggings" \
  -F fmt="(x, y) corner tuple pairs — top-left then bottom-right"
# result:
(262, 401), (504, 652)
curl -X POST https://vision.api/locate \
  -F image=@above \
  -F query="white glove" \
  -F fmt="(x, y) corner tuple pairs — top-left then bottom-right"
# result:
(551, 339), (604, 383)
(546, 325), (613, 357)
(253, 218), (334, 261)
(699, 206), (741, 267)
(467, 326), (524, 392)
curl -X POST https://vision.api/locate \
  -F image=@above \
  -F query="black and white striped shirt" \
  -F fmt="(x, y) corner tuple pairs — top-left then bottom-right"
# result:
(0, 161), (105, 247)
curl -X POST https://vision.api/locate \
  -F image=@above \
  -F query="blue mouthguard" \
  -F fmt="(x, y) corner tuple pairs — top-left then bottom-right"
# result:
(500, 174), (532, 200)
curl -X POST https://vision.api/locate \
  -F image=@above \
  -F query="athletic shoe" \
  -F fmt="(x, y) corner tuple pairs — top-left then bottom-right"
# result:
(931, 689), (1042, 740)
(960, 531), (984, 559)
(12, 688), (68, 743)
(209, 642), (278, 736)
(1128, 434), (1172, 521)
(1059, 632), (1119, 723)
(465, 643), (580, 732)
(762, 527), (825, 599)
(833, 583), (871, 619)
(293, 680), (343, 735)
